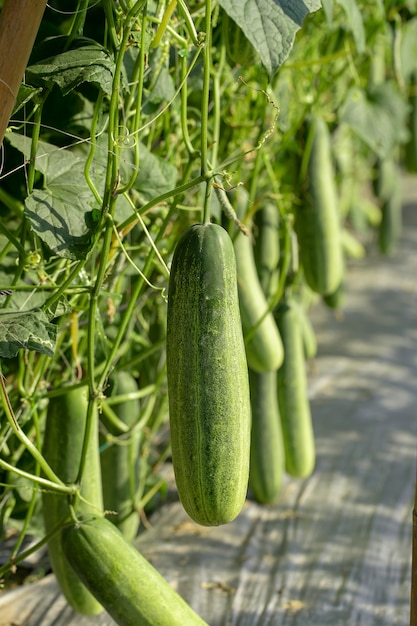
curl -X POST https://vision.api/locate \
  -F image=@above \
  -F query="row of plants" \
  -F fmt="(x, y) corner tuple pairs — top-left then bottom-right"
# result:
(0, 0), (416, 623)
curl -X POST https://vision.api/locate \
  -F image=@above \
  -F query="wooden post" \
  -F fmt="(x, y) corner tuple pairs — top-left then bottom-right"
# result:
(0, 0), (47, 145)
(411, 477), (417, 626)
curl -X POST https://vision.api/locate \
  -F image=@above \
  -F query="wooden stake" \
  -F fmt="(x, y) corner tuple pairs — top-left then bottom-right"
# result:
(0, 0), (47, 145)
(411, 477), (417, 626)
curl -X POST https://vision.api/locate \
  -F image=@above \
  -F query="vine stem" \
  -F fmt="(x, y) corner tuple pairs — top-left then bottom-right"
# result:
(201, 0), (213, 223)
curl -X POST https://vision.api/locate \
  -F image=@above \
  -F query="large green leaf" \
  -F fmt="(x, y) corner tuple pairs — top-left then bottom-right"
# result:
(6, 133), (99, 260)
(340, 83), (409, 158)
(218, 0), (322, 77)
(26, 43), (115, 96)
(0, 309), (56, 358)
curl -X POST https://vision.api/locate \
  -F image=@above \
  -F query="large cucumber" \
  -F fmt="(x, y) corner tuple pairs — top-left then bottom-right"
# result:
(275, 299), (315, 478)
(248, 368), (285, 504)
(100, 370), (141, 542)
(233, 191), (284, 373)
(166, 222), (250, 526)
(296, 115), (344, 295)
(61, 515), (208, 626)
(42, 387), (103, 615)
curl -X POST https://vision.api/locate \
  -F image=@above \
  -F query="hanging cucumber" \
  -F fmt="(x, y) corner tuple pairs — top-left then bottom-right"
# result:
(405, 72), (417, 173)
(61, 515), (209, 626)
(42, 387), (103, 616)
(100, 370), (141, 543)
(166, 222), (250, 526)
(293, 300), (318, 361)
(374, 157), (402, 256)
(248, 368), (285, 504)
(275, 299), (315, 478)
(296, 115), (344, 295)
(323, 280), (345, 311)
(253, 202), (280, 301)
(233, 190), (284, 373)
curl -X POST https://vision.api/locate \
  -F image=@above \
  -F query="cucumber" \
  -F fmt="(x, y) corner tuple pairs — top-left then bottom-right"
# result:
(293, 300), (317, 361)
(166, 222), (250, 526)
(378, 180), (402, 256)
(405, 72), (417, 173)
(275, 299), (315, 478)
(233, 191), (284, 372)
(42, 387), (103, 616)
(296, 116), (344, 295)
(374, 158), (402, 256)
(323, 280), (345, 310)
(61, 515), (208, 626)
(253, 202), (280, 301)
(100, 371), (141, 542)
(248, 369), (285, 504)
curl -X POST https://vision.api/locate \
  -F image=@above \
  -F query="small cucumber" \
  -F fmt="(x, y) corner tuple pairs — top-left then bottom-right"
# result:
(296, 116), (344, 295)
(374, 158), (402, 256)
(42, 387), (103, 616)
(323, 280), (345, 311)
(293, 300), (317, 361)
(100, 370), (141, 542)
(248, 368), (285, 504)
(405, 72), (417, 173)
(275, 299), (315, 478)
(253, 202), (280, 301)
(61, 515), (209, 626)
(166, 222), (250, 526)
(233, 190), (284, 373)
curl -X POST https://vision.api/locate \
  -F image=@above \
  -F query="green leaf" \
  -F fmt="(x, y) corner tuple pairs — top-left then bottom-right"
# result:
(133, 143), (178, 203)
(218, 0), (321, 77)
(340, 83), (409, 158)
(0, 309), (56, 358)
(26, 43), (115, 96)
(6, 133), (98, 260)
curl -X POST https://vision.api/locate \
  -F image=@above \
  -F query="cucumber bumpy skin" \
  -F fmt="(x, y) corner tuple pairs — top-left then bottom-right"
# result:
(166, 222), (250, 526)
(42, 387), (103, 616)
(62, 515), (209, 626)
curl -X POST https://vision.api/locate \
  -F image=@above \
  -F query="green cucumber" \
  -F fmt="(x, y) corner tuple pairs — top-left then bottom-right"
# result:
(374, 158), (402, 256)
(42, 387), (103, 616)
(323, 280), (345, 310)
(100, 371), (141, 542)
(293, 300), (317, 361)
(296, 115), (344, 295)
(405, 72), (417, 173)
(248, 369), (285, 504)
(233, 191), (284, 372)
(253, 202), (280, 301)
(275, 299), (315, 478)
(61, 515), (208, 626)
(166, 222), (250, 526)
